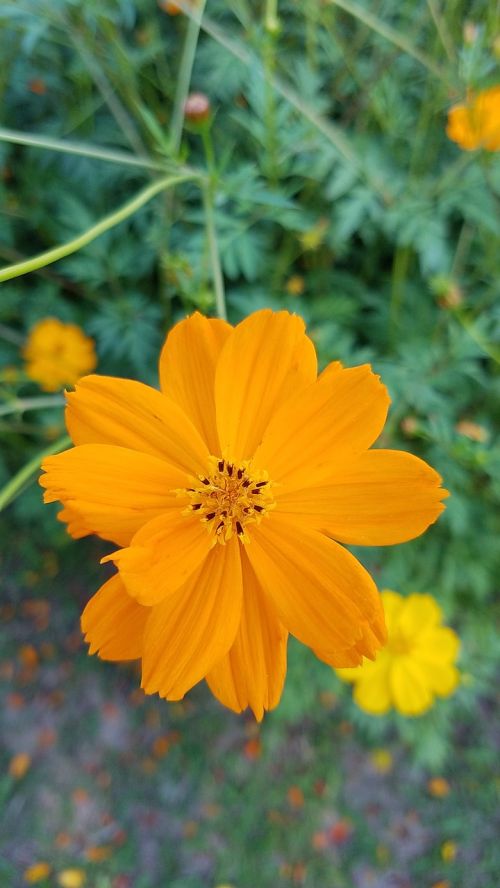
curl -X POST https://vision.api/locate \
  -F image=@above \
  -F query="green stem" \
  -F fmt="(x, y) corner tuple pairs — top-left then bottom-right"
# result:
(179, 5), (390, 200)
(0, 173), (197, 283)
(263, 0), (280, 185)
(389, 245), (411, 334)
(325, 0), (451, 84)
(453, 310), (500, 365)
(0, 435), (70, 512)
(170, 0), (208, 156)
(0, 396), (65, 419)
(0, 127), (165, 171)
(0, 323), (24, 346)
(264, 0), (279, 33)
(425, 0), (456, 63)
(202, 182), (227, 321)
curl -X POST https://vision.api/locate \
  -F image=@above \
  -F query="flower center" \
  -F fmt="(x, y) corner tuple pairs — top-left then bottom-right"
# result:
(387, 634), (412, 656)
(182, 456), (275, 545)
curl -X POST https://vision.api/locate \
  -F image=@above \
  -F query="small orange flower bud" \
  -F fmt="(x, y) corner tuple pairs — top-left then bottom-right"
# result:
(428, 776), (451, 797)
(9, 752), (31, 779)
(455, 420), (489, 443)
(463, 21), (479, 45)
(184, 92), (211, 123)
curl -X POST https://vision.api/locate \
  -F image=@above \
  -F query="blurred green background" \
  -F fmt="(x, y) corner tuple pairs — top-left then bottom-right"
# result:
(0, 1), (499, 886)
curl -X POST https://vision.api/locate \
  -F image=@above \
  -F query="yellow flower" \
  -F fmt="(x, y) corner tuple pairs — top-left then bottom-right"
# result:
(446, 85), (500, 151)
(23, 862), (51, 883)
(337, 591), (460, 716)
(57, 870), (86, 888)
(370, 748), (393, 774)
(23, 318), (97, 392)
(40, 311), (447, 719)
(441, 840), (457, 862)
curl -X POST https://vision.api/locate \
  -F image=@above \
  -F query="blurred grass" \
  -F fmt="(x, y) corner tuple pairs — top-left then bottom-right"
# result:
(0, 0), (499, 885)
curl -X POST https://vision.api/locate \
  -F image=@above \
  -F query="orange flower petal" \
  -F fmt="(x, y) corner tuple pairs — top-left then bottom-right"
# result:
(141, 540), (242, 699)
(57, 506), (92, 540)
(104, 510), (212, 606)
(66, 375), (209, 475)
(246, 515), (386, 667)
(81, 574), (149, 660)
(40, 444), (187, 547)
(159, 312), (231, 453)
(276, 449), (447, 545)
(206, 551), (288, 720)
(215, 310), (317, 462)
(254, 362), (390, 488)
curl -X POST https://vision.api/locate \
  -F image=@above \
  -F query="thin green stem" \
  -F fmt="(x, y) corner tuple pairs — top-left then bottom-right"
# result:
(0, 396), (65, 419)
(425, 0), (456, 63)
(264, 0), (279, 33)
(389, 245), (411, 335)
(0, 435), (70, 513)
(67, 26), (148, 159)
(325, 0), (451, 84)
(177, 3), (390, 200)
(0, 173), (197, 283)
(453, 311), (500, 365)
(263, 1), (280, 185)
(0, 127), (165, 171)
(0, 323), (24, 347)
(202, 182), (227, 321)
(170, 0), (208, 156)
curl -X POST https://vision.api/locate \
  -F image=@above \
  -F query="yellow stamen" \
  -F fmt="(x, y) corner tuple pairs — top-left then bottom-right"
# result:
(179, 456), (275, 545)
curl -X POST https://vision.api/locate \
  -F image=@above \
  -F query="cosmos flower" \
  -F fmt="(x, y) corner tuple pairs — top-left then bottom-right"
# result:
(337, 590), (460, 716)
(23, 318), (97, 392)
(446, 85), (500, 151)
(40, 310), (447, 719)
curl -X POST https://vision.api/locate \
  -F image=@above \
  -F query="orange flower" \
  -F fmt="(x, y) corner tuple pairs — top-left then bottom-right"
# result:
(23, 318), (97, 392)
(446, 85), (500, 151)
(40, 311), (447, 719)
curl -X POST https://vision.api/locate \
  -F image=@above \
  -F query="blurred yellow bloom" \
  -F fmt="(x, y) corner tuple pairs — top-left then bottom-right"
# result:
(446, 86), (500, 151)
(9, 752), (31, 779)
(23, 862), (51, 883)
(57, 870), (86, 888)
(370, 747), (393, 774)
(23, 318), (97, 392)
(337, 591), (460, 716)
(441, 840), (457, 862)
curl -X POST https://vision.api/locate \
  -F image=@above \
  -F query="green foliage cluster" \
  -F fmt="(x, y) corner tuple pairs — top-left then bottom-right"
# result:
(0, 1), (499, 875)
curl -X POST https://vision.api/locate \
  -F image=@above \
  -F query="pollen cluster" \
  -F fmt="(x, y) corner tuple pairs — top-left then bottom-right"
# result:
(182, 456), (275, 544)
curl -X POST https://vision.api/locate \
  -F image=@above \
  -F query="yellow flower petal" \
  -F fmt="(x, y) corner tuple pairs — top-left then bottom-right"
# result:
(390, 657), (434, 715)
(254, 362), (390, 488)
(413, 626), (460, 664)
(159, 312), (231, 453)
(353, 660), (392, 715)
(398, 593), (443, 636)
(215, 310), (317, 461)
(141, 540), (242, 699)
(81, 573), (149, 660)
(66, 375), (209, 475)
(206, 551), (288, 720)
(276, 449), (447, 544)
(41, 444), (187, 547)
(104, 510), (211, 606)
(247, 515), (386, 666)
